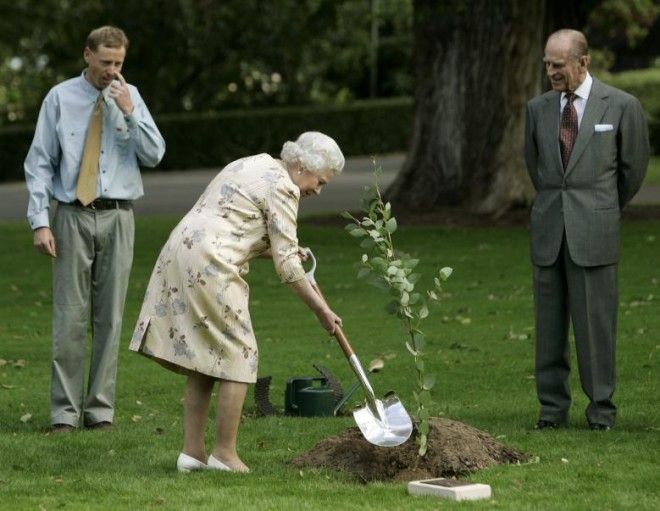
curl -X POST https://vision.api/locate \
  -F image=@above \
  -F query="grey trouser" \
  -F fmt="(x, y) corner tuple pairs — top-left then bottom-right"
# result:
(51, 203), (134, 427)
(533, 235), (618, 427)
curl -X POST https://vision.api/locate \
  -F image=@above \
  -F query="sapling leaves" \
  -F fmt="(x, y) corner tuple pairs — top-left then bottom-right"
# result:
(344, 166), (453, 457)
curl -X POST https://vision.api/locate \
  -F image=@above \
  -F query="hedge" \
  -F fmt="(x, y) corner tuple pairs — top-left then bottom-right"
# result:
(0, 98), (413, 182)
(2, 68), (658, 183)
(605, 67), (660, 155)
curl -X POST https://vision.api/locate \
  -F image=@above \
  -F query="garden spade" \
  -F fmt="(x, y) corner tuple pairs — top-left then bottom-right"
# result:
(304, 249), (413, 447)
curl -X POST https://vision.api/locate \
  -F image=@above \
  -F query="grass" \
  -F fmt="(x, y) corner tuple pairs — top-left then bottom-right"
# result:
(646, 155), (660, 185)
(1, 215), (659, 510)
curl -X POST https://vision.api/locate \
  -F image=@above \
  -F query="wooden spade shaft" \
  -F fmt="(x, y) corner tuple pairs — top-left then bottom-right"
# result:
(310, 282), (355, 359)
(309, 281), (380, 410)
(304, 250), (414, 445)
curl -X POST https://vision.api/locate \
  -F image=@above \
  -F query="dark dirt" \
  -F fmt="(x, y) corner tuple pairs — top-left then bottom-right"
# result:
(302, 204), (660, 228)
(290, 417), (529, 482)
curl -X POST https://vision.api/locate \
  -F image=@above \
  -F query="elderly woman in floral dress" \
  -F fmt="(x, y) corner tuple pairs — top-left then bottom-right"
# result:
(129, 132), (344, 472)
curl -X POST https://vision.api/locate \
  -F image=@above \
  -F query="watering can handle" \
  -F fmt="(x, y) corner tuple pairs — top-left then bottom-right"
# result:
(303, 248), (355, 359)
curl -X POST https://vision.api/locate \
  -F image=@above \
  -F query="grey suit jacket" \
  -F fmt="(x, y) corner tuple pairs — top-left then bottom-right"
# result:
(524, 77), (649, 267)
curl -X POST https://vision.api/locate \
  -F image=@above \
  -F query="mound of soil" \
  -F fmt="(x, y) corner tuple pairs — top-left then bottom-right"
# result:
(290, 417), (529, 482)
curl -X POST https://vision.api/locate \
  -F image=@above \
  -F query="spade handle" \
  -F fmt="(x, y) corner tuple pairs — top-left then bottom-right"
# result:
(304, 249), (379, 409)
(303, 249), (355, 358)
(309, 281), (354, 358)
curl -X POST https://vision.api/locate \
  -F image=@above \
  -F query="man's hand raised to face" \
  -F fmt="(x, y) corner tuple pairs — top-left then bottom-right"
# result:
(109, 72), (134, 115)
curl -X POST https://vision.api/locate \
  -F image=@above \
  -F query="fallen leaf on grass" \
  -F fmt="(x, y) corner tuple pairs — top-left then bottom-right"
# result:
(1, 384), (16, 390)
(368, 358), (384, 372)
(20, 413), (32, 423)
(0, 359), (7, 366)
(12, 360), (27, 368)
(561, 458), (569, 464)
(384, 351), (397, 360)
(154, 497), (166, 506)
(136, 400), (143, 405)
(131, 415), (142, 423)
(505, 328), (530, 341)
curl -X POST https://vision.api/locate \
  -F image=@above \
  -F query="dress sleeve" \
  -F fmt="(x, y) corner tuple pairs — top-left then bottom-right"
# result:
(264, 176), (305, 283)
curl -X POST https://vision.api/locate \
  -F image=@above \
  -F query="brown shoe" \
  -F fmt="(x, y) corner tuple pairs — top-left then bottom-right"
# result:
(52, 423), (75, 434)
(86, 421), (113, 430)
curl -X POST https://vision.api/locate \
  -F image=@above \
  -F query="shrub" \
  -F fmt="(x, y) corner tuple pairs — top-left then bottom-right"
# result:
(604, 67), (660, 153)
(0, 99), (414, 182)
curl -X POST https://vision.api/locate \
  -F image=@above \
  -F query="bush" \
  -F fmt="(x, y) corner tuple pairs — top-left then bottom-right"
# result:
(0, 124), (36, 183)
(604, 67), (660, 154)
(0, 99), (413, 182)
(2, 68), (657, 183)
(156, 98), (413, 170)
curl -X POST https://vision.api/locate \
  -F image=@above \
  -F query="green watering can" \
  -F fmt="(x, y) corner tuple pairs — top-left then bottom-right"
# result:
(284, 377), (335, 417)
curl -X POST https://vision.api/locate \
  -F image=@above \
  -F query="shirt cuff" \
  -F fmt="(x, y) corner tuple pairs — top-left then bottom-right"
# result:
(29, 210), (50, 230)
(124, 112), (137, 130)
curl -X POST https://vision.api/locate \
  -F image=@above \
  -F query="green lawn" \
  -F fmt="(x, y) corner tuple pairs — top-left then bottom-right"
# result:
(1, 216), (658, 510)
(646, 155), (660, 185)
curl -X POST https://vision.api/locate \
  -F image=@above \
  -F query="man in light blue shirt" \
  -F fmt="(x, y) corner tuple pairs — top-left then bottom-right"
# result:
(24, 25), (165, 433)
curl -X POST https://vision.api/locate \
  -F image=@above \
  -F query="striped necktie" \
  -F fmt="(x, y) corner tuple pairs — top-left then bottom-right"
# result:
(559, 92), (578, 170)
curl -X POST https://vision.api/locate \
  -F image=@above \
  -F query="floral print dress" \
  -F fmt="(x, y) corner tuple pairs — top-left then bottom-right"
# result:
(129, 154), (306, 382)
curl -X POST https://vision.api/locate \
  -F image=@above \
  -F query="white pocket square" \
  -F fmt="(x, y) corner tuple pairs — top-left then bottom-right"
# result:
(594, 124), (613, 132)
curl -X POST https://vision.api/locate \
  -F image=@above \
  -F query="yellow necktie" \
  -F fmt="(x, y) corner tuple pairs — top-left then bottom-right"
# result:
(76, 93), (103, 205)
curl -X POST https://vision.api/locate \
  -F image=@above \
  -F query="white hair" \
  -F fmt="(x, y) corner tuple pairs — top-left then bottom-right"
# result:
(280, 131), (345, 175)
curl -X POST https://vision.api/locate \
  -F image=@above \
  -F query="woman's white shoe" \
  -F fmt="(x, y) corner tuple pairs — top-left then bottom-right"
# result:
(207, 455), (233, 471)
(176, 453), (207, 473)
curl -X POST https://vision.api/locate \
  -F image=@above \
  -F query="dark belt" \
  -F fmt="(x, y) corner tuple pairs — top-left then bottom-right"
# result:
(60, 199), (133, 210)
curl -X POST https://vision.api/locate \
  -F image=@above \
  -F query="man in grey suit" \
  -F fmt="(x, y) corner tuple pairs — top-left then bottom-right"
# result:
(524, 29), (649, 431)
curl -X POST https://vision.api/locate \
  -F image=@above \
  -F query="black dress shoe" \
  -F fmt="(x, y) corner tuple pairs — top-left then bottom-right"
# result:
(86, 421), (113, 430)
(589, 423), (611, 431)
(51, 423), (76, 434)
(535, 420), (561, 430)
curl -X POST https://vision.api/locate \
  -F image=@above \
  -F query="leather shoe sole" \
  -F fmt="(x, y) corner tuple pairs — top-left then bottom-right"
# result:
(52, 424), (76, 434)
(535, 420), (562, 430)
(589, 423), (612, 431)
(86, 421), (113, 430)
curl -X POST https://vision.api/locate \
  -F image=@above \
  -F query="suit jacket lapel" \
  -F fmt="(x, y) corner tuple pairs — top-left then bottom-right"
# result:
(565, 78), (609, 175)
(540, 91), (563, 177)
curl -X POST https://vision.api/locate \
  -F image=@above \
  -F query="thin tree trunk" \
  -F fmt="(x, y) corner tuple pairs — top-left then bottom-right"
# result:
(387, 0), (545, 216)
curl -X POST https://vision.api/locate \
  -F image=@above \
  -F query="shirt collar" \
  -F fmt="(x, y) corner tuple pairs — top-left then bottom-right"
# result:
(563, 72), (592, 102)
(79, 71), (104, 100)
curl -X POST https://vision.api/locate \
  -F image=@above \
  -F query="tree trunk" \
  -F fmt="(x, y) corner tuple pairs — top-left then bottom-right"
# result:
(387, 0), (546, 216)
